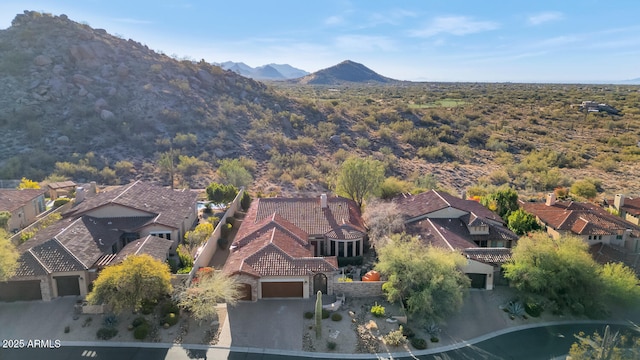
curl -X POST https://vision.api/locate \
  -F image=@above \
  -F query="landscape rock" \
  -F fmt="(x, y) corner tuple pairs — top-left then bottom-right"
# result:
(57, 135), (69, 144)
(100, 109), (115, 121)
(34, 55), (52, 66)
(72, 74), (93, 86)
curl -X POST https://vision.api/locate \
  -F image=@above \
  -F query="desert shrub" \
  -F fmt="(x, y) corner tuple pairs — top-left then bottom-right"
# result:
(161, 302), (180, 317)
(177, 245), (193, 268)
(220, 223), (233, 238)
(337, 276), (353, 283)
(217, 237), (229, 249)
(177, 266), (192, 274)
(162, 313), (179, 327)
(102, 314), (118, 328)
(371, 302), (385, 317)
(140, 299), (157, 315)
(96, 327), (118, 340)
(327, 341), (337, 350)
(402, 326), (415, 338)
(430, 336), (440, 343)
(132, 317), (147, 327)
(331, 313), (342, 321)
(53, 198), (71, 208)
(240, 191), (252, 211)
(304, 311), (314, 319)
(64, 326), (70, 333)
(411, 337), (427, 350)
(383, 326), (407, 346)
(525, 302), (543, 318)
(322, 309), (330, 319)
(133, 324), (150, 340)
(337, 256), (363, 267)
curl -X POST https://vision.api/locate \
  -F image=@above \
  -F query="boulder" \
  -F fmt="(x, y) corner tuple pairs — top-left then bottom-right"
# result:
(34, 55), (52, 66)
(57, 135), (69, 144)
(72, 74), (93, 86)
(78, 87), (88, 97)
(100, 109), (115, 121)
(94, 98), (108, 110)
(330, 135), (341, 145)
(116, 64), (129, 78)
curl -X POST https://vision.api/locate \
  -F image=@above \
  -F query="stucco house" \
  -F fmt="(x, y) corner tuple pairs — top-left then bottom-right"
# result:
(606, 194), (640, 227)
(0, 181), (197, 302)
(0, 188), (47, 232)
(222, 194), (364, 300)
(394, 190), (519, 290)
(47, 181), (77, 201)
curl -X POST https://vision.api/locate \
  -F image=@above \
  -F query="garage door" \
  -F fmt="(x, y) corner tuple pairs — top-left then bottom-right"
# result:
(261, 282), (303, 298)
(55, 276), (80, 297)
(468, 273), (487, 289)
(0, 280), (42, 302)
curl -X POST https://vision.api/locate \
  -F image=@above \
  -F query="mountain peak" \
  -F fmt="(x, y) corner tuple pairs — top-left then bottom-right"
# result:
(294, 60), (396, 85)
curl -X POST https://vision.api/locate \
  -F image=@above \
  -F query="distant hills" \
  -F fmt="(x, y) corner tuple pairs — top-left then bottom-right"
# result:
(216, 61), (309, 80)
(293, 60), (397, 85)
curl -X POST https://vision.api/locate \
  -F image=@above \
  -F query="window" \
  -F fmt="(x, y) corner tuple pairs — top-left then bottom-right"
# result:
(151, 232), (172, 240)
(616, 235), (623, 240)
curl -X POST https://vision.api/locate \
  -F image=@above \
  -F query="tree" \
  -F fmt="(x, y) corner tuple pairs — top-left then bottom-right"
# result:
(480, 187), (519, 220)
(217, 158), (253, 188)
(507, 209), (541, 235)
(570, 325), (640, 360)
(315, 290), (322, 339)
(17, 177), (40, 189)
(571, 179), (598, 199)
(0, 230), (19, 281)
(599, 262), (640, 305)
(336, 157), (385, 207)
(178, 268), (242, 323)
(184, 222), (214, 254)
(206, 182), (238, 204)
(87, 254), (172, 313)
(362, 200), (405, 248)
(503, 233), (603, 316)
(375, 234), (470, 324)
(0, 211), (11, 230)
(158, 149), (177, 190)
(379, 177), (411, 200)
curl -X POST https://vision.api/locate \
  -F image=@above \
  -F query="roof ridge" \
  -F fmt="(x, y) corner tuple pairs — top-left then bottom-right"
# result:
(134, 235), (153, 255)
(110, 180), (140, 203)
(434, 190), (451, 208)
(55, 217), (83, 238)
(54, 237), (89, 269)
(27, 248), (51, 273)
(427, 218), (454, 251)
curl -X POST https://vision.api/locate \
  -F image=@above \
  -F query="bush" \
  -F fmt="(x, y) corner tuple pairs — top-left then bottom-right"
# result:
(240, 191), (252, 211)
(102, 314), (118, 328)
(402, 326), (415, 338)
(383, 326), (407, 346)
(217, 237), (229, 250)
(322, 309), (330, 319)
(337, 256), (363, 267)
(177, 266), (192, 274)
(161, 302), (179, 317)
(304, 311), (314, 319)
(430, 337), (440, 343)
(371, 302), (385, 318)
(163, 313), (179, 327)
(411, 337), (427, 350)
(64, 326), (70, 333)
(133, 324), (149, 340)
(525, 302), (543, 318)
(53, 198), (71, 208)
(331, 313), (342, 321)
(220, 223), (233, 238)
(327, 341), (337, 350)
(141, 299), (157, 315)
(132, 317), (147, 327)
(96, 327), (118, 340)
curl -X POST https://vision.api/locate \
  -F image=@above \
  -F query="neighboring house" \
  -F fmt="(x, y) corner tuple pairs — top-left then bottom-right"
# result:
(521, 193), (640, 252)
(222, 194), (362, 300)
(394, 190), (519, 290)
(606, 194), (640, 226)
(47, 181), (77, 200)
(0, 181), (197, 302)
(0, 188), (47, 232)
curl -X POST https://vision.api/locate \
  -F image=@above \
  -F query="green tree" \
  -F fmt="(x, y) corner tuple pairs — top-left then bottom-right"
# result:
(599, 262), (640, 305)
(217, 158), (253, 188)
(87, 254), (172, 313)
(0, 230), (19, 281)
(206, 182), (238, 204)
(178, 268), (242, 323)
(184, 222), (214, 254)
(379, 177), (411, 200)
(571, 179), (598, 199)
(570, 325), (640, 360)
(375, 234), (470, 324)
(17, 177), (40, 189)
(0, 211), (11, 230)
(336, 157), (385, 207)
(503, 233), (603, 316)
(158, 149), (177, 190)
(507, 209), (541, 235)
(481, 187), (519, 220)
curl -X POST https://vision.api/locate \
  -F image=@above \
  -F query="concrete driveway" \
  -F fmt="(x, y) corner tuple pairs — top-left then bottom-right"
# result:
(226, 299), (313, 350)
(0, 296), (79, 340)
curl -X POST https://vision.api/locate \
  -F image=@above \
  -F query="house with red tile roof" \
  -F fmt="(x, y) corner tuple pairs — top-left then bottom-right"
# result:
(222, 194), (363, 300)
(0, 181), (197, 302)
(606, 194), (640, 227)
(521, 193), (640, 253)
(394, 190), (519, 290)
(0, 188), (47, 232)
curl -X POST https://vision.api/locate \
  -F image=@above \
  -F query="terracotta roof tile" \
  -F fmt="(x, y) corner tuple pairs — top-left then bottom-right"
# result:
(463, 248), (513, 265)
(590, 243), (640, 274)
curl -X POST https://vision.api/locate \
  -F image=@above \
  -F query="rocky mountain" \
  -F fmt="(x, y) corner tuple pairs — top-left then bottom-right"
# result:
(217, 61), (308, 80)
(294, 60), (396, 85)
(0, 11), (300, 184)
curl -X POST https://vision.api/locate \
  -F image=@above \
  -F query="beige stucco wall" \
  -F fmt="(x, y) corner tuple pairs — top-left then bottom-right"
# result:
(462, 259), (494, 290)
(8, 195), (45, 230)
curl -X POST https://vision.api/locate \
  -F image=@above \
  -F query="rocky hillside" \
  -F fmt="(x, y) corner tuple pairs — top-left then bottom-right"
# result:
(0, 11), (300, 184)
(294, 60), (396, 85)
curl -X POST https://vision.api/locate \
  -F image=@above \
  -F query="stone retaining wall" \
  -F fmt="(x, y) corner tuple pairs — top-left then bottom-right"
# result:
(333, 281), (385, 298)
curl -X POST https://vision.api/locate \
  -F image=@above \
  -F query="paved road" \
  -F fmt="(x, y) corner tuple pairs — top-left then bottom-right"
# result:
(2, 323), (634, 360)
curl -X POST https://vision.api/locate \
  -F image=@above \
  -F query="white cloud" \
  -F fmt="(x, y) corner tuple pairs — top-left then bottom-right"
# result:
(335, 35), (396, 52)
(411, 16), (499, 37)
(368, 9), (418, 26)
(325, 15), (344, 26)
(528, 11), (563, 25)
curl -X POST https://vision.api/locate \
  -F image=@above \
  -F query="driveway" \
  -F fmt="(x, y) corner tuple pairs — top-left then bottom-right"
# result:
(226, 299), (312, 350)
(0, 296), (79, 340)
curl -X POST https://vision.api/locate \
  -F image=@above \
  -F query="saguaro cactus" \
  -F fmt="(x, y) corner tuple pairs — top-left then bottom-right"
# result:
(315, 290), (322, 339)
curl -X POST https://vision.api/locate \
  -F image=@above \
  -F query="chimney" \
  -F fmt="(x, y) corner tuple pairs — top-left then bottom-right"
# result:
(76, 186), (86, 204)
(320, 194), (327, 209)
(90, 181), (97, 194)
(545, 192), (556, 206)
(614, 194), (625, 211)
(460, 190), (467, 200)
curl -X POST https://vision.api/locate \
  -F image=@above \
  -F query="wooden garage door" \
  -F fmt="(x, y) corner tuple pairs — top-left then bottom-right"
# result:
(261, 282), (303, 298)
(468, 273), (487, 289)
(55, 276), (80, 297)
(0, 280), (42, 302)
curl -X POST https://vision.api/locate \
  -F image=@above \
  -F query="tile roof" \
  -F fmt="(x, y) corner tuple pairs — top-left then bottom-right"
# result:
(394, 190), (504, 224)
(406, 217), (517, 251)
(252, 196), (366, 238)
(13, 251), (48, 278)
(113, 235), (173, 263)
(0, 188), (46, 212)
(522, 200), (640, 236)
(64, 181), (197, 229)
(463, 248), (513, 265)
(620, 197), (640, 217)
(47, 181), (76, 190)
(590, 243), (640, 274)
(29, 239), (86, 273)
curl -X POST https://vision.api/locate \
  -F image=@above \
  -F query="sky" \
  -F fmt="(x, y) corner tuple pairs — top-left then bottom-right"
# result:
(1, 0), (639, 83)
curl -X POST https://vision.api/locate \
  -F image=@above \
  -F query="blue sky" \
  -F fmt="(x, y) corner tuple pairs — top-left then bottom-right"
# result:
(1, 1), (639, 82)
